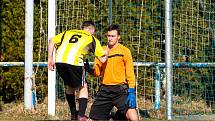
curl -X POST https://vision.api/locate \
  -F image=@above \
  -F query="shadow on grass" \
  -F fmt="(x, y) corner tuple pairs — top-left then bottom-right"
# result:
(139, 109), (151, 118)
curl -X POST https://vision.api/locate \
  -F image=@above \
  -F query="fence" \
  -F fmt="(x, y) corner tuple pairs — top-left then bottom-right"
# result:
(1, 0), (214, 120)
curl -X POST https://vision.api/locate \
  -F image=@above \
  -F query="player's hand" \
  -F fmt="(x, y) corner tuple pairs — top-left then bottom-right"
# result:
(127, 88), (136, 109)
(84, 59), (94, 75)
(105, 44), (110, 55)
(48, 58), (55, 71)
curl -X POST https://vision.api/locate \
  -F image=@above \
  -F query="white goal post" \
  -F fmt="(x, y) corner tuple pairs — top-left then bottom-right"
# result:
(48, 0), (56, 116)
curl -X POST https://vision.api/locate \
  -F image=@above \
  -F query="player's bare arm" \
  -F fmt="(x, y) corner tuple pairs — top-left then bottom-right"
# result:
(48, 39), (55, 70)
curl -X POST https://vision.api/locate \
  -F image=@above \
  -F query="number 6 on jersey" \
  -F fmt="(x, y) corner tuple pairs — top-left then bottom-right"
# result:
(69, 34), (81, 43)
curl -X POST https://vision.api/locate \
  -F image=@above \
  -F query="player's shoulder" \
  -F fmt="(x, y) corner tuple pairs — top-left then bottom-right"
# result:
(68, 30), (91, 36)
(119, 44), (130, 51)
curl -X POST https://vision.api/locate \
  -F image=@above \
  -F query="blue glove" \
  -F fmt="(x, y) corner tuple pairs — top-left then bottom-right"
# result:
(127, 88), (136, 109)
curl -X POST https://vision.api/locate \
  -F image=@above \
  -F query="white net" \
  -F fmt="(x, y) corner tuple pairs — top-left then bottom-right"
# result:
(40, 0), (215, 120)
(171, 0), (215, 119)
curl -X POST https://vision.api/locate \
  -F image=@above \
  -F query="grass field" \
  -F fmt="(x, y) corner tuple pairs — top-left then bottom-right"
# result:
(0, 97), (214, 121)
(0, 99), (163, 121)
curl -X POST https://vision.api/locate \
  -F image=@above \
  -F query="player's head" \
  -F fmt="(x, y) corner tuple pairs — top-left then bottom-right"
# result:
(107, 24), (120, 35)
(81, 20), (96, 35)
(107, 24), (121, 48)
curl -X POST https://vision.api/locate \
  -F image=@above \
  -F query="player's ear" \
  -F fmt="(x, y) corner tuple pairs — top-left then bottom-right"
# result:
(90, 28), (96, 35)
(118, 35), (121, 40)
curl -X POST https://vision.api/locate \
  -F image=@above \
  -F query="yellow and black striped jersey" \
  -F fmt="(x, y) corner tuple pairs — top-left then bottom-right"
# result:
(52, 30), (105, 66)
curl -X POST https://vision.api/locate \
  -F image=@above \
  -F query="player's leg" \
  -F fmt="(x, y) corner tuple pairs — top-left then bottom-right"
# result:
(126, 109), (139, 121)
(89, 85), (114, 120)
(114, 108), (138, 121)
(78, 82), (89, 120)
(56, 63), (83, 120)
(112, 85), (128, 120)
(113, 84), (138, 121)
(65, 86), (78, 120)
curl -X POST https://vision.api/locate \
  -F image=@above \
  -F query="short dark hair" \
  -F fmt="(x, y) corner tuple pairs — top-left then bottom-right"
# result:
(81, 20), (96, 29)
(107, 24), (120, 35)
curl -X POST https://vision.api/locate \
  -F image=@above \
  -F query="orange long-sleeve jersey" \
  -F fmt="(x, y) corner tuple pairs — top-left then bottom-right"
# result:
(94, 44), (136, 88)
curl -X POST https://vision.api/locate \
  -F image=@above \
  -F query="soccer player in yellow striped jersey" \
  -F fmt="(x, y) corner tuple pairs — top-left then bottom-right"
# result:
(48, 21), (108, 120)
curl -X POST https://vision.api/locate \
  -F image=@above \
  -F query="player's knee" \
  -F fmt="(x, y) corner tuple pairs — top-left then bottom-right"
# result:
(126, 109), (138, 121)
(128, 115), (138, 121)
(79, 85), (88, 98)
(127, 115), (138, 121)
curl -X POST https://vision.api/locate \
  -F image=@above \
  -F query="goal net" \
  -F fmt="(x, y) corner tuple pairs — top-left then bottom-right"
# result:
(38, 0), (215, 120)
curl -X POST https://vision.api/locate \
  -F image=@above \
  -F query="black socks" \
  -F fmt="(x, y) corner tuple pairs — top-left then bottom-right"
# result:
(66, 94), (76, 116)
(66, 94), (88, 117)
(78, 98), (88, 117)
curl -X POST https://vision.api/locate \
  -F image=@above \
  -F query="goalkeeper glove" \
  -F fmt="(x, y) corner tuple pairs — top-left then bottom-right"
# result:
(127, 88), (136, 109)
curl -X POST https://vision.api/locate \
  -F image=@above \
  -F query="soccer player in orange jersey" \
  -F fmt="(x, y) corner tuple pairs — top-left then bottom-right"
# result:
(89, 24), (138, 121)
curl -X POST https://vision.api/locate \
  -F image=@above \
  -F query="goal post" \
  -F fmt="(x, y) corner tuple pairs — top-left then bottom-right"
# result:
(48, 0), (56, 116)
(24, 0), (34, 110)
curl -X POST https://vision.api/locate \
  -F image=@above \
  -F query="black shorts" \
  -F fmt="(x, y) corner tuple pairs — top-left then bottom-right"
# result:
(89, 84), (129, 120)
(56, 63), (86, 88)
